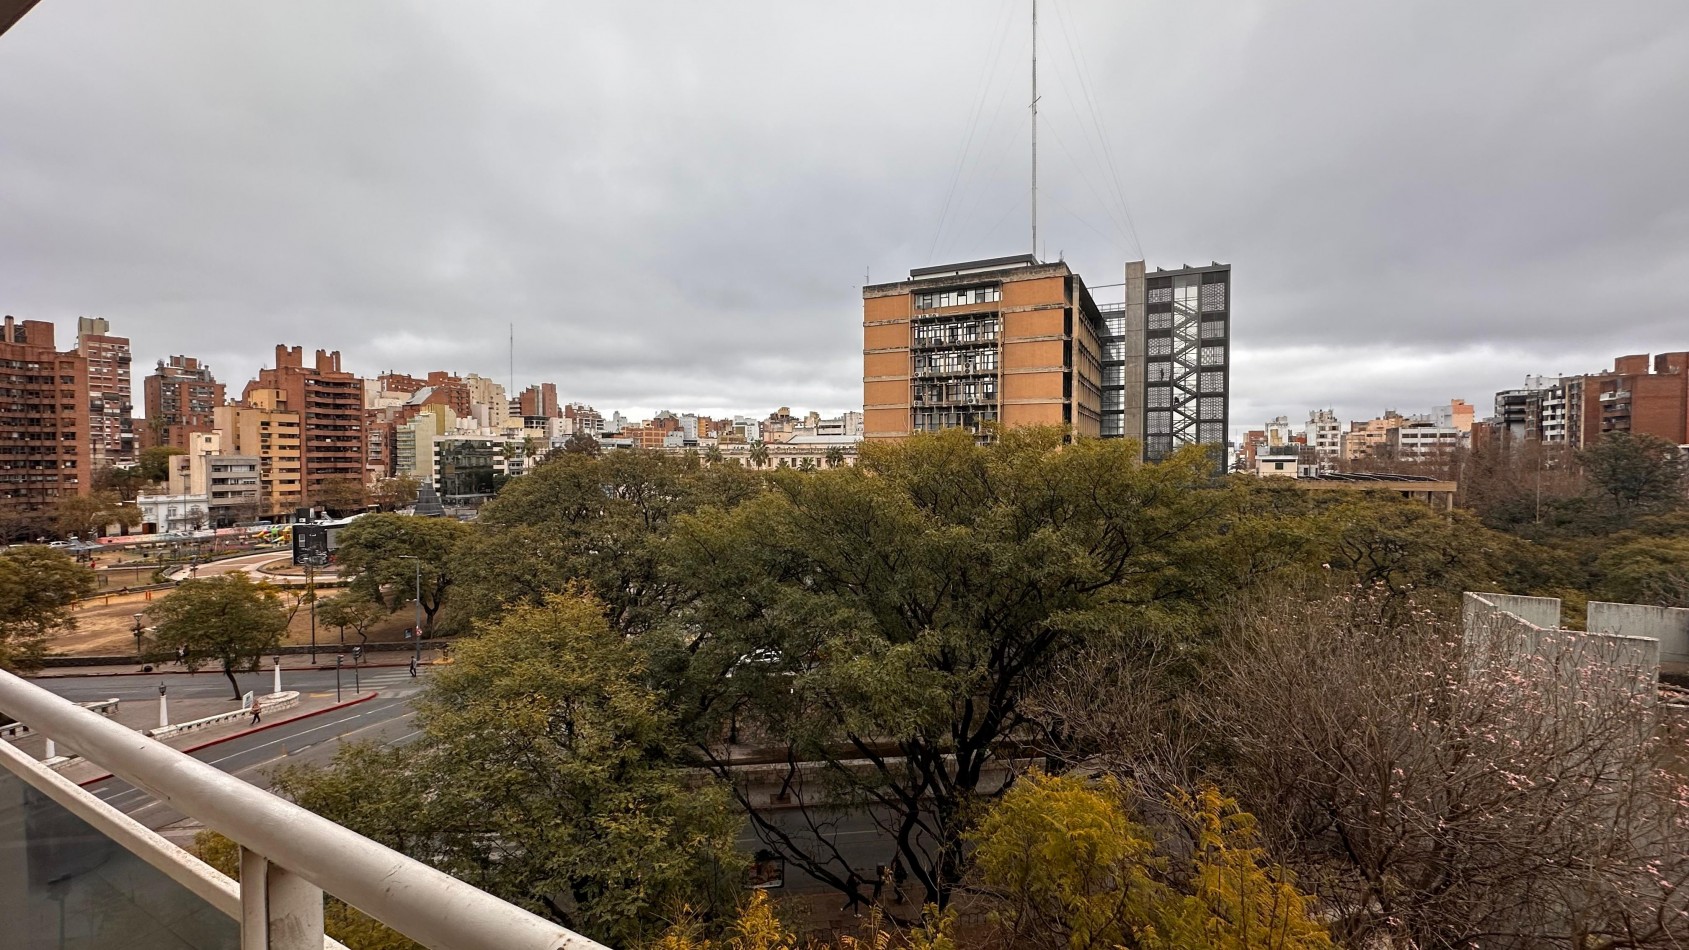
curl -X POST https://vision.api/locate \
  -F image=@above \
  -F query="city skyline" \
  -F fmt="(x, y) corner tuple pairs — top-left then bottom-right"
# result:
(2, 2), (1686, 436)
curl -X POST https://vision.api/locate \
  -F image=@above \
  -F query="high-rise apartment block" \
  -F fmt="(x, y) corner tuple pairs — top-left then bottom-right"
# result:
(1105, 261), (1232, 467)
(75, 317), (134, 468)
(862, 255), (1104, 440)
(215, 400), (303, 516)
(516, 383), (560, 421)
(1574, 353), (1688, 448)
(142, 355), (225, 451)
(242, 347), (365, 505)
(1494, 355), (1688, 450)
(0, 316), (90, 520)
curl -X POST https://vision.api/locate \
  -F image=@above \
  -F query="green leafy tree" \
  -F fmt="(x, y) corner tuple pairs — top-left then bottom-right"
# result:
(746, 440), (769, 469)
(136, 445), (185, 483)
(315, 594), (390, 646)
(55, 490), (129, 540)
(147, 574), (288, 700)
(661, 429), (1287, 907)
(271, 594), (744, 946)
(971, 773), (1331, 950)
(333, 514), (470, 633)
(561, 431), (602, 456)
(823, 445), (846, 469)
(1580, 431), (1686, 514)
(704, 444), (724, 465)
(0, 547), (96, 671)
(312, 477), (369, 516)
(1311, 493), (1513, 607)
(369, 474), (420, 511)
(449, 450), (763, 632)
(1593, 534), (1689, 606)
(93, 465), (148, 502)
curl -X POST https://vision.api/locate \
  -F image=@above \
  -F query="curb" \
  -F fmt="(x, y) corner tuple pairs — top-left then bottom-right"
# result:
(76, 691), (381, 787)
(32, 659), (437, 678)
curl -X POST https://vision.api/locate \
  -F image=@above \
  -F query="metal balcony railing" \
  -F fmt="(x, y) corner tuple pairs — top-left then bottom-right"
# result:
(0, 669), (603, 950)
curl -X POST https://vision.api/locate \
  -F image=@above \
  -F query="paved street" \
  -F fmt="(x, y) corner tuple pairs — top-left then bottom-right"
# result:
(29, 666), (427, 840)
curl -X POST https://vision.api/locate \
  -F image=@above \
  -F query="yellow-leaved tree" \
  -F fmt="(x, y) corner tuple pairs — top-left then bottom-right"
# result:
(970, 772), (1330, 950)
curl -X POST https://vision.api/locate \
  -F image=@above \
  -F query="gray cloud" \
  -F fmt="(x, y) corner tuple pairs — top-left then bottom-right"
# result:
(1, 1), (1685, 434)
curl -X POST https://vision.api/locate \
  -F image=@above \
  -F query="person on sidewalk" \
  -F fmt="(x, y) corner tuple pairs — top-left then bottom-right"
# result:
(408, 656), (418, 678)
(249, 697), (262, 725)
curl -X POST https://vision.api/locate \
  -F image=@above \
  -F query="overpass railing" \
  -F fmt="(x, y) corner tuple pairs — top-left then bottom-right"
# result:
(0, 668), (606, 950)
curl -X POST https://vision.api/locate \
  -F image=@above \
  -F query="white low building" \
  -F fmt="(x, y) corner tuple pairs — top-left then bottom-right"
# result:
(135, 492), (211, 533)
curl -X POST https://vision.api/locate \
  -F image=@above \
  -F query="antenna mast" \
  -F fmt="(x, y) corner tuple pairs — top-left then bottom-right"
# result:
(1030, 0), (1038, 260)
(508, 323), (514, 400)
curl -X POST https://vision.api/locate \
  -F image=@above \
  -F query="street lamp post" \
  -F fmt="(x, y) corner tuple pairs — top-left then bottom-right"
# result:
(398, 555), (422, 663)
(303, 552), (328, 664)
(133, 613), (145, 669)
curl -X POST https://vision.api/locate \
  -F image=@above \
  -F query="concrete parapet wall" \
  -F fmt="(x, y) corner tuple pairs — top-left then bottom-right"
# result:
(147, 691), (299, 741)
(1466, 592), (1562, 630)
(1588, 602), (1689, 664)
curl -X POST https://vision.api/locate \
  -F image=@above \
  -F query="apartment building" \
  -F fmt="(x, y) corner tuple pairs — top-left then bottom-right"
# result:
(1574, 353), (1689, 448)
(214, 400), (303, 516)
(863, 255), (1105, 440)
(142, 355), (225, 451)
(0, 316), (90, 522)
(516, 383), (560, 421)
(1305, 409), (1342, 465)
(243, 347), (365, 504)
(75, 317), (134, 468)
(153, 431), (261, 527)
(1102, 260), (1232, 469)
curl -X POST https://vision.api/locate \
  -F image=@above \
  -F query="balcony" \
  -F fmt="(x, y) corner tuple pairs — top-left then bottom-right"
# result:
(0, 670), (601, 950)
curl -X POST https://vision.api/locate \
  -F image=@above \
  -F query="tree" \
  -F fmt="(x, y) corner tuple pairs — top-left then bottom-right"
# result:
(368, 474), (420, 511)
(823, 446), (846, 469)
(1310, 493), (1514, 610)
(55, 490), (128, 541)
(333, 514), (470, 633)
(313, 477), (369, 516)
(660, 429), (1285, 908)
(93, 465), (147, 502)
(970, 773), (1331, 950)
(315, 594), (390, 646)
(704, 444), (725, 465)
(147, 574), (289, 700)
(561, 432), (602, 456)
(136, 445), (185, 483)
(271, 595), (744, 947)
(0, 547), (96, 671)
(1593, 534), (1689, 607)
(1206, 583), (1689, 948)
(747, 440), (769, 469)
(1580, 431), (1686, 514)
(449, 449), (763, 633)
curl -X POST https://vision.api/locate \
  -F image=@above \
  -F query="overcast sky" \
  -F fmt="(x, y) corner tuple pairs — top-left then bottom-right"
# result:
(2, 1), (1686, 436)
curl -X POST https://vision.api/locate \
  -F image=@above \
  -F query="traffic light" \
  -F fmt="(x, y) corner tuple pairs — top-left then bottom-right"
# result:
(352, 646), (362, 663)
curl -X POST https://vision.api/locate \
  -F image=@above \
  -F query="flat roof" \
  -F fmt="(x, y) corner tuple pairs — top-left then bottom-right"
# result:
(910, 254), (1039, 279)
(1146, 262), (1231, 278)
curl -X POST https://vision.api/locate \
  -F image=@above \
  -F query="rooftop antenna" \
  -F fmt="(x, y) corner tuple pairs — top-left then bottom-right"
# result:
(1030, 0), (1039, 261)
(509, 323), (514, 398)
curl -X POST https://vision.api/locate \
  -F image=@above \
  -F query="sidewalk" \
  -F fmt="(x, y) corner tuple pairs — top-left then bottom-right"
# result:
(32, 650), (443, 678)
(10, 688), (379, 784)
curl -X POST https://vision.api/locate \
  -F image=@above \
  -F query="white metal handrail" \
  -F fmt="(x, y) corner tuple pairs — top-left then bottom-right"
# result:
(0, 668), (606, 950)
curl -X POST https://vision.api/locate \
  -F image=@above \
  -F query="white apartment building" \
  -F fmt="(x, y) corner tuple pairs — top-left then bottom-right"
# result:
(1305, 409), (1342, 464)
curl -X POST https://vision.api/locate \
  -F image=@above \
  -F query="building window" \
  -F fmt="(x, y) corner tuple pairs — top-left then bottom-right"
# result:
(1148, 412), (1171, 435)
(1199, 372), (1225, 393)
(914, 286), (1000, 310)
(1148, 362), (1173, 383)
(1148, 313), (1173, 330)
(1200, 320), (1226, 340)
(1198, 423), (1225, 443)
(1147, 287), (1172, 304)
(1199, 401), (1224, 420)
(1199, 346), (1226, 367)
(1147, 386), (1171, 408)
(1200, 282), (1227, 312)
(1148, 338), (1172, 357)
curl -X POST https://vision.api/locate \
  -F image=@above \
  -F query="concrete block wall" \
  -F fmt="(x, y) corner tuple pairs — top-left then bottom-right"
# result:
(1587, 602), (1689, 665)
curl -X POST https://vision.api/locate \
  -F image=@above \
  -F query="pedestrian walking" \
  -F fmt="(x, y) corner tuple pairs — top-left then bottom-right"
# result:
(249, 698), (262, 725)
(892, 858), (908, 903)
(176, 644), (187, 666)
(408, 656), (418, 678)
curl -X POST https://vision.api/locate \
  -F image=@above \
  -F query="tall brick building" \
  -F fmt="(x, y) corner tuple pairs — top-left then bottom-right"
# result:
(243, 346), (365, 507)
(0, 316), (90, 525)
(142, 355), (226, 451)
(862, 255), (1105, 440)
(1574, 352), (1689, 448)
(75, 317), (134, 468)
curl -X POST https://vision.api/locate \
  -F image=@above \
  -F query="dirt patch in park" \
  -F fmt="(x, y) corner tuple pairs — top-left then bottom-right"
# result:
(52, 589), (419, 656)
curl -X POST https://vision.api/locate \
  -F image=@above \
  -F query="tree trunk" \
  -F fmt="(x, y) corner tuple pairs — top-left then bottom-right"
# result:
(223, 660), (242, 701)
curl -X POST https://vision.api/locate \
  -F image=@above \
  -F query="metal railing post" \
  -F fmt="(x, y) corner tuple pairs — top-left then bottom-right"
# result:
(241, 847), (325, 950)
